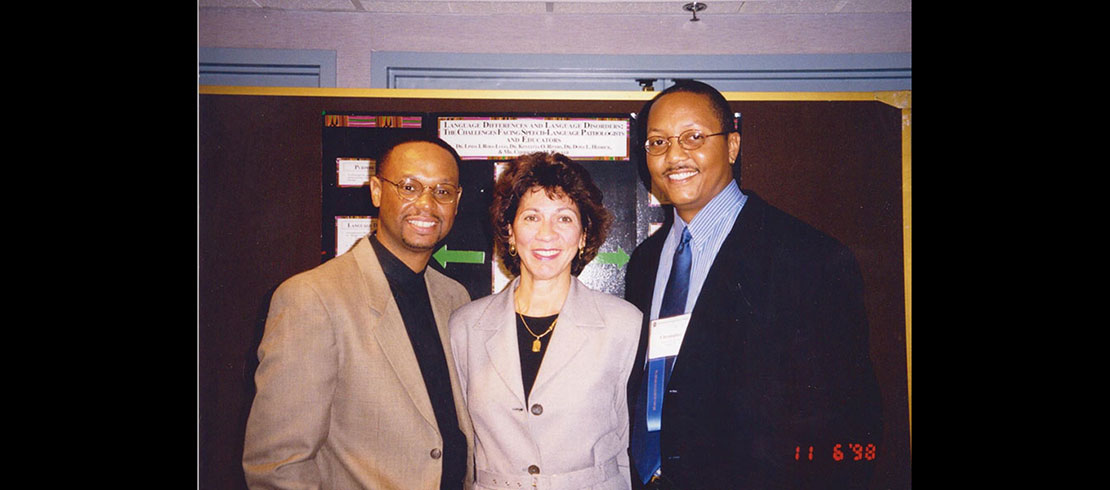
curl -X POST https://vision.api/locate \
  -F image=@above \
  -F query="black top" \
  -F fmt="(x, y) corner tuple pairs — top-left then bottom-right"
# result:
(516, 313), (557, 402)
(370, 236), (467, 490)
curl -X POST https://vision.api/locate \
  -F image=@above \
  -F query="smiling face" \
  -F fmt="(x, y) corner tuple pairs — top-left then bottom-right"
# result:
(646, 91), (740, 223)
(369, 141), (461, 271)
(509, 187), (586, 284)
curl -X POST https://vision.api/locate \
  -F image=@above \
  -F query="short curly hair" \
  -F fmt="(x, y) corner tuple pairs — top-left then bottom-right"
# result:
(490, 152), (613, 277)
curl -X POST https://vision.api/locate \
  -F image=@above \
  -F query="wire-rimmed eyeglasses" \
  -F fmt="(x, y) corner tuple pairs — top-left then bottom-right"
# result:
(377, 176), (461, 204)
(644, 130), (731, 156)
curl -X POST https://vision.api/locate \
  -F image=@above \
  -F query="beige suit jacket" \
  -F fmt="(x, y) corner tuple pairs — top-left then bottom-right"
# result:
(243, 236), (474, 490)
(449, 277), (641, 490)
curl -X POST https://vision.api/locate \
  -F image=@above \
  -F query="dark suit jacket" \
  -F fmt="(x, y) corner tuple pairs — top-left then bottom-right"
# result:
(624, 191), (882, 489)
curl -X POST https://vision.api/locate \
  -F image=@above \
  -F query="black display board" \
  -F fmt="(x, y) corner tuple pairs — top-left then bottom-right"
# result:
(320, 111), (663, 300)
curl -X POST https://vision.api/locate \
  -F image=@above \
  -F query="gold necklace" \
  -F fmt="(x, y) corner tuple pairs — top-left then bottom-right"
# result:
(518, 313), (558, 353)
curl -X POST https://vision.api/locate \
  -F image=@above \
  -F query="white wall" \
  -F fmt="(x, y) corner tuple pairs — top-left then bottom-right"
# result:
(197, 7), (911, 89)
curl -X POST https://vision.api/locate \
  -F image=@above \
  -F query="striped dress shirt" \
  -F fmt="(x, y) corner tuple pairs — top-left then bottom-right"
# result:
(649, 181), (747, 322)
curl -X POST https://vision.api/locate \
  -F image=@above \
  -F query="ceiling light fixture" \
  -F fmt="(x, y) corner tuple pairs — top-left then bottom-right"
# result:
(683, 2), (707, 22)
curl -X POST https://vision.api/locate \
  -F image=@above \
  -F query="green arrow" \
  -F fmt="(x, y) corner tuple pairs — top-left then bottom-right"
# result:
(594, 248), (630, 267)
(433, 244), (486, 268)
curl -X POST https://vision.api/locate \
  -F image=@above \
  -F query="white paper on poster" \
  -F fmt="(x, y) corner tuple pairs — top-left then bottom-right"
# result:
(336, 216), (374, 256)
(438, 117), (629, 160)
(337, 158), (375, 187)
(491, 255), (512, 296)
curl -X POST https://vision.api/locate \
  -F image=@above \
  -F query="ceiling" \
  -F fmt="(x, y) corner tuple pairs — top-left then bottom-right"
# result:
(198, 0), (912, 17)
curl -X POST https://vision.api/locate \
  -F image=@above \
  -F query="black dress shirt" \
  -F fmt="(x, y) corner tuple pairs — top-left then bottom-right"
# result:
(371, 236), (467, 490)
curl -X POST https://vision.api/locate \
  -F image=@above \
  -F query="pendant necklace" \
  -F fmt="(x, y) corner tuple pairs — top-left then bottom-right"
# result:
(518, 313), (558, 353)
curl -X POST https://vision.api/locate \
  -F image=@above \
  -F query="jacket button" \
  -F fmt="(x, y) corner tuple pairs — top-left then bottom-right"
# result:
(430, 448), (442, 459)
(530, 403), (543, 415)
(528, 465), (540, 474)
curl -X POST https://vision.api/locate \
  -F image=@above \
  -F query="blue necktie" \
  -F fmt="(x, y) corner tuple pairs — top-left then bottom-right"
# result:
(658, 228), (692, 318)
(631, 227), (692, 484)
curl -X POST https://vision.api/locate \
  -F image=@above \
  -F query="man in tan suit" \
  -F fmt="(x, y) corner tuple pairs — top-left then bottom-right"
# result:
(243, 136), (474, 490)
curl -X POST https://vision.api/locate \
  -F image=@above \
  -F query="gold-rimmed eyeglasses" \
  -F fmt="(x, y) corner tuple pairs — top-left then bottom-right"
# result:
(377, 176), (461, 204)
(644, 130), (731, 156)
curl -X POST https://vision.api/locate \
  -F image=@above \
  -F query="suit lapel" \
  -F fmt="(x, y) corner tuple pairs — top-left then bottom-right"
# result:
(628, 223), (668, 385)
(697, 192), (767, 319)
(426, 268), (460, 368)
(426, 268), (475, 437)
(669, 194), (767, 388)
(531, 278), (600, 396)
(350, 237), (438, 431)
(478, 279), (528, 406)
(629, 224), (667, 314)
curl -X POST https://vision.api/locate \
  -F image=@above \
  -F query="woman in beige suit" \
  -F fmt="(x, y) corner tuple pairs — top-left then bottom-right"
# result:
(449, 152), (641, 490)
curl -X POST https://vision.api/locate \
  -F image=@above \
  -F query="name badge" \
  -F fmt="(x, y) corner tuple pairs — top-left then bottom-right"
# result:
(648, 314), (691, 360)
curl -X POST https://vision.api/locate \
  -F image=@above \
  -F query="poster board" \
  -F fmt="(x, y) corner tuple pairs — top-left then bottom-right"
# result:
(321, 111), (649, 300)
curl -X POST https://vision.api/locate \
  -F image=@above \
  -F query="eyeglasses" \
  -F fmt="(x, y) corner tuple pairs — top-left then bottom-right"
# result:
(644, 130), (730, 156)
(377, 176), (461, 204)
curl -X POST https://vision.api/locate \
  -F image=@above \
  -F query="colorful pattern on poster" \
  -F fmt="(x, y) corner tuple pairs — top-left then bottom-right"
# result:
(325, 115), (422, 128)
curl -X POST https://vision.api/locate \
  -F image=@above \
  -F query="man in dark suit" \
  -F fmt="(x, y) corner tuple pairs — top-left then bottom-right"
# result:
(625, 80), (882, 489)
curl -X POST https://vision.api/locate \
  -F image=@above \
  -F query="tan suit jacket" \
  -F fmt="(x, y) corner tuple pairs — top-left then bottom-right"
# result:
(243, 236), (474, 490)
(449, 277), (641, 490)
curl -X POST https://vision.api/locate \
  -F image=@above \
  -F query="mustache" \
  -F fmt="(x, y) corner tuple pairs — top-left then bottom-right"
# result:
(403, 212), (442, 222)
(663, 165), (699, 175)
